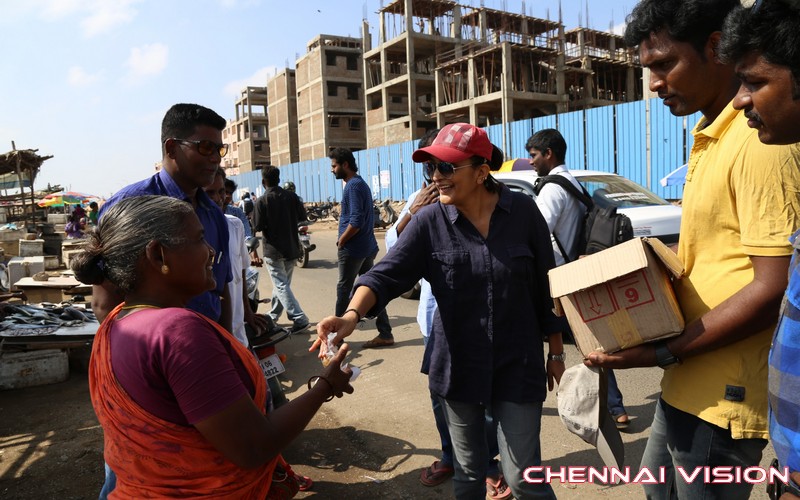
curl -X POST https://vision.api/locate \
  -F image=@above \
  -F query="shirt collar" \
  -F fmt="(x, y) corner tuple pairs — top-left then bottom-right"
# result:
(444, 183), (512, 223)
(549, 164), (569, 175)
(157, 168), (191, 202)
(692, 100), (739, 140)
(156, 167), (214, 209)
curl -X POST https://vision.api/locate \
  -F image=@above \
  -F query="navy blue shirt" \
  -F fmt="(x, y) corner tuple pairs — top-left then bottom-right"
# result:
(99, 169), (232, 321)
(357, 185), (566, 404)
(338, 175), (378, 258)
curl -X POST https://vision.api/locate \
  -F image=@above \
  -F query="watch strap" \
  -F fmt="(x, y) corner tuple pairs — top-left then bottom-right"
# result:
(654, 341), (679, 368)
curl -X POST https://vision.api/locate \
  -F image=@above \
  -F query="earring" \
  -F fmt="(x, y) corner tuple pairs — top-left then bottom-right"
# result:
(161, 264), (169, 274)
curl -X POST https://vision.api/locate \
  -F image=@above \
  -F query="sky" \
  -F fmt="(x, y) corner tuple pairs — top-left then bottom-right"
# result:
(0, 0), (631, 198)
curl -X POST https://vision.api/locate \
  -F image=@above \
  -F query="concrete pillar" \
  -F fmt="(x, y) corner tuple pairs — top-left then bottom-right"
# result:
(501, 43), (514, 154)
(405, 0), (417, 136)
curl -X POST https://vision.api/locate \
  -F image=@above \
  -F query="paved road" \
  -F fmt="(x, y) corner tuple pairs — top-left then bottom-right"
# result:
(258, 223), (776, 499)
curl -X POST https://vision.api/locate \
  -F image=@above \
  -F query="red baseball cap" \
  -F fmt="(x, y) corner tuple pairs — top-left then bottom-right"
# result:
(412, 123), (494, 164)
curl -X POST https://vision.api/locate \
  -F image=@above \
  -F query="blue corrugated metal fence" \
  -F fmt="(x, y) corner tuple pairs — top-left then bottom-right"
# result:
(231, 97), (702, 203)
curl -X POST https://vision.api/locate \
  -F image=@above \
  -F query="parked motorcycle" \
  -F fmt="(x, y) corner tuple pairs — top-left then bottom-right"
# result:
(306, 198), (338, 222)
(373, 198), (398, 229)
(297, 221), (316, 268)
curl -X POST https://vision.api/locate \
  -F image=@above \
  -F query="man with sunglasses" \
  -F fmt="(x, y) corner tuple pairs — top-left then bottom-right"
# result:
(585, 1), (800, 498)
(329, 147), (393, 348)
(720, 3), (800, 498)
(94, 103), (233, 330)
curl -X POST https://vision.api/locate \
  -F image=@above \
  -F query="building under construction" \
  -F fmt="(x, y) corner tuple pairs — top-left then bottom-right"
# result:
(267, 69), (300, 166)
(230, 87), (271, 174)
(295, 34), (366, 161)
(362, 0), (642, 147)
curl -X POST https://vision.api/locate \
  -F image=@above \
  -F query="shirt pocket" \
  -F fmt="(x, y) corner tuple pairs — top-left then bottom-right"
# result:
(431, 251), (470, 290)
(507, 244), (535, 284)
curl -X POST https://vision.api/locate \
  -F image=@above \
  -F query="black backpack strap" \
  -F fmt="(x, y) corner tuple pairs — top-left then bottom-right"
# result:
(533, 175), (593, 210)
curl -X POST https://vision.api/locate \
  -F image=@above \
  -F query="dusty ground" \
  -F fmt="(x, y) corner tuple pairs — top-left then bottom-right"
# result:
(0, 223), (776, 499)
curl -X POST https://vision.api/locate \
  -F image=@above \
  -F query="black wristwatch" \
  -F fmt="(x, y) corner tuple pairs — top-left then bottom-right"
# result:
(548, 352), (566, 362)
(654, 341), (680, 368)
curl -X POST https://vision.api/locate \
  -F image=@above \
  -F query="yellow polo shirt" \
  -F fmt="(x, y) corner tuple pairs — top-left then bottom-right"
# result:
(662, 102), (800, 440)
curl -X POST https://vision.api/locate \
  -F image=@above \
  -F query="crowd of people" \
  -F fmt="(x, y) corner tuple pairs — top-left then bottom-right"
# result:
(71, 0), (800, 497)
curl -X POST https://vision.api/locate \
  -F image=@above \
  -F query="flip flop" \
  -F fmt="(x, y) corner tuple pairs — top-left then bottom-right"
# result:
(486, 474), (513, 500)
(615, 413), (630, 430)
(419, 460), (454, 487)
(297, 474), (313, 492)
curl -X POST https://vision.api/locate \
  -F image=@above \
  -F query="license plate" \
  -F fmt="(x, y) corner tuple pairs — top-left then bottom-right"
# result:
(259, 354), (285, 379)
(299, 235), (310, 242)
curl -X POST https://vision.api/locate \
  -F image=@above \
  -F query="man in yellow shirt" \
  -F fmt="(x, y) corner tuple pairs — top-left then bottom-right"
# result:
(588, 0), (800, 498)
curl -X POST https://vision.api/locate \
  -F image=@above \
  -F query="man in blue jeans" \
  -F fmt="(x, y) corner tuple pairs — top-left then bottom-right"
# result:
(329, 147), (393, 347)
(253, 166), (310, 333)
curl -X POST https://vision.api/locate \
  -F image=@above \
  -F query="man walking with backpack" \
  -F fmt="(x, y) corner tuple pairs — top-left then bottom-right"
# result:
(526, 129), (585, 266)
(527, 128), (631, 429)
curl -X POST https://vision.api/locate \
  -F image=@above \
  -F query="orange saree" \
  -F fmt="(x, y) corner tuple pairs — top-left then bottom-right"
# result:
(89, 304), (277, 498)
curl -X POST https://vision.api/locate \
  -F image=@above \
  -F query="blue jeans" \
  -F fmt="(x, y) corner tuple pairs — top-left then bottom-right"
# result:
(439, 398), (555, 500)
(640, 397), (768, 500)
(423, 337), (499, 475)
(265, 256), (307, 324)
(335, 248), (392, 338)
(607, 369), (626, 416)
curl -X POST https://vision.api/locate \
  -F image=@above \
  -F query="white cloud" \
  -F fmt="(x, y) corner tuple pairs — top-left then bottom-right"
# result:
(609, 22), (627, 36)
(67, 66), (102, 86)
(82, 0), (139, 37)
(223, 66), (278, 98)
(32, 0), (139, 37)
(124, 43), (169, 82)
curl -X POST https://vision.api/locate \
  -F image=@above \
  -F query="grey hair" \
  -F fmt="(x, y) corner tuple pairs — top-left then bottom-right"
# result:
(71, 195), (195, 293)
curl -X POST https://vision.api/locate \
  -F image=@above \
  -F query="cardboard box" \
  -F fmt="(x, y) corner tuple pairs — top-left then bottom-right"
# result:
(548, 237), (685, 356)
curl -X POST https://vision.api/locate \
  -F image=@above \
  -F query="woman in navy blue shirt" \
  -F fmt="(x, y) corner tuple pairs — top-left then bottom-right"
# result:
(315, 123), (565, 499)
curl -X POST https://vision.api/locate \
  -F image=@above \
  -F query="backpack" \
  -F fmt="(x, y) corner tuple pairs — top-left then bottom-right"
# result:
(532, 174), (634, 262)
(242, 197), (254, 215)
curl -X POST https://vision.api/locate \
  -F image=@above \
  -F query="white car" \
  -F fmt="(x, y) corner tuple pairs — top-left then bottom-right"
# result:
(495, 170), (682, 244)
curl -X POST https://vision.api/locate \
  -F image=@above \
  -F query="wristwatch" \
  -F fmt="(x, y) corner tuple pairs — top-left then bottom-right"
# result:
(654, 341), (680, 368)
(548, 352), (566, 362)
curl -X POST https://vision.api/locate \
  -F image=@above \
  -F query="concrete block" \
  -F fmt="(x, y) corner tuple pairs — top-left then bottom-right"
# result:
(0, 349), (69, 390)
(8, 256), (45, 287)
(18, 239), (44, 257)
(47, 213), (68, 224)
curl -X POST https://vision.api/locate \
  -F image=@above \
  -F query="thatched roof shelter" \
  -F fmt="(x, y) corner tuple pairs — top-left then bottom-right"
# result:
(0, 147), (53, 226)
(0, 148), (52, 189)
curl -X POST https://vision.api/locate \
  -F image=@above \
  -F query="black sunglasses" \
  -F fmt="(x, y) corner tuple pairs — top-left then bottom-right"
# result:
(424, 160), (481, 179)
(172, 138), (229, 158)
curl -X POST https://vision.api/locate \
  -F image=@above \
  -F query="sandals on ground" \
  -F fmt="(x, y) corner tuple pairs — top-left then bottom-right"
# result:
(486, 474), (513, 500)
(614, 413), (630, 430)
(419, 460), (455, 487)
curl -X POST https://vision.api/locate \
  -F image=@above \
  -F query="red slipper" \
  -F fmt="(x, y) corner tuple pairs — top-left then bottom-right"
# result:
(296, 474), (313, 491)
(419, 460), (455, 487)
(486, 474), (512, 500)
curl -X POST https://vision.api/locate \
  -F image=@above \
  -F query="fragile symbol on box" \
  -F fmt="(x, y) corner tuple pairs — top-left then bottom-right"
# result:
(576, 270), (655, 322)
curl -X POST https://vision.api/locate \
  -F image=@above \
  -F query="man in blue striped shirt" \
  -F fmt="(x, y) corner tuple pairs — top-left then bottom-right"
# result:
(721, 2), (800, 496)
(329, 147), (393, 348)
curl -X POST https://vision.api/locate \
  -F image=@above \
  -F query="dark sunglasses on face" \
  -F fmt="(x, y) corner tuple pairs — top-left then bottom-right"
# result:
(172, 138), (229, 158)
(424, 161), (473, 179)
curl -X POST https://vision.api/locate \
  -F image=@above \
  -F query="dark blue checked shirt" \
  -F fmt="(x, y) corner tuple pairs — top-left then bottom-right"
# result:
(338, 175), (378, 258)
(98, 169), (232, 321)
(357, 185), (567, 404)
(770, 229), (800, 475)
